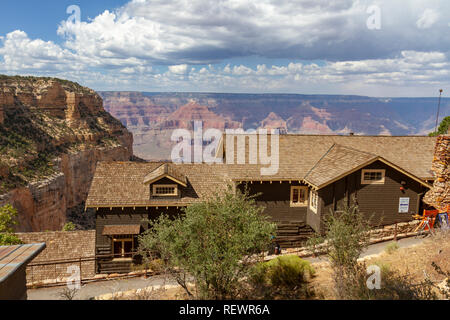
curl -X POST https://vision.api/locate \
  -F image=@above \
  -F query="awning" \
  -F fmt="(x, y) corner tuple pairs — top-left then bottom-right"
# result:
(102, 225), (141, 236)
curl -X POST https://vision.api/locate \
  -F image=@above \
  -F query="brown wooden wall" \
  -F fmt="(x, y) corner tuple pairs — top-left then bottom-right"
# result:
(314, 160), (428, 233)
(237, 181), (308, 223)
(95, 207), (182, 254)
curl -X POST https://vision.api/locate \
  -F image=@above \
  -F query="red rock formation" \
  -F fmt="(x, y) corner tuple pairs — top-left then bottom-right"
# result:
(423, 133), (450, 211)
(260, 112), (287, 132)
(164, 100), (241, 130)
(0, 76), (134, 231)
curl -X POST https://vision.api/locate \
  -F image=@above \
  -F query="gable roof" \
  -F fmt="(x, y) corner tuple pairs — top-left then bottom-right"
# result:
(220, 134), (437, 180)
(86, 134), (436, 208)
(143, 163), (188, 186)
(86, 162), (230, 208)
(303, 144), (432, 189)
(303, 144), (377, 188)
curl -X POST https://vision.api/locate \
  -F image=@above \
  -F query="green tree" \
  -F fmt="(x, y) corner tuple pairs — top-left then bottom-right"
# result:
(429, 116), (450, 136)
(0, 204), (23, 245)
(138, 185), (277, 300)
(0, 204), (19, 233)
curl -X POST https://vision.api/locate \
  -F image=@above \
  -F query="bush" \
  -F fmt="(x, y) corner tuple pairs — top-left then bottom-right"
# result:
(338, 262), (438, 300)
(62, 222), (76, 232)
(250, 255), (315, 299)
(0, 233), (23, 245)
(384, 242), (400, 254)
(0, 204), (18, 233)
(138, 185), (277, 300)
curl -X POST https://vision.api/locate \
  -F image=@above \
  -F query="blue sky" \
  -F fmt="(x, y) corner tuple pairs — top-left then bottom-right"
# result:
(0, 0), (449, 96)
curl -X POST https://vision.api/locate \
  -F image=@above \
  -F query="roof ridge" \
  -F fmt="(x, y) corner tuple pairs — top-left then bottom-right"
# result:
(304, 143), (336, 180)
(332, 143), (378, 157)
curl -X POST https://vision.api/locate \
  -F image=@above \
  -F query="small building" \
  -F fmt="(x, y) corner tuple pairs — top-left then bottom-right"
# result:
(0, 243), (46, 300)
(86, 134), (437, 273)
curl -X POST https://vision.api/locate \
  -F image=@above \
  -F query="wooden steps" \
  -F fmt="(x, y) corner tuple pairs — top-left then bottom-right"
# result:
(275, 222), (315, 248)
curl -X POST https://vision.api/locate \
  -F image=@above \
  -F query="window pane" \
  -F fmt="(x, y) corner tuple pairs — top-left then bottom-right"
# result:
(293, 189), (299, 203)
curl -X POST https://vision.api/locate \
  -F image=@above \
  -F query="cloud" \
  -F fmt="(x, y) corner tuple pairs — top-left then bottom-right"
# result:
(0, 0), (449, 96)
(416, 9), (440, 29)
(55, 0), (450, 64)
(168, 64), (188, 75)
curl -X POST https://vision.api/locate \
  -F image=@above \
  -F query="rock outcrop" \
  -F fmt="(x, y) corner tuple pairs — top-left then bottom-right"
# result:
(424, 133), (450, 211)
(0, 76), (133, 231)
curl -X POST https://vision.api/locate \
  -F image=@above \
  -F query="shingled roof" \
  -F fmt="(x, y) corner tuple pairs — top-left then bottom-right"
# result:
(304, 144), (377, 188)
(143, 163), (188, 186)
(86, 134), (437, 208)
(220, 134), (436, 180)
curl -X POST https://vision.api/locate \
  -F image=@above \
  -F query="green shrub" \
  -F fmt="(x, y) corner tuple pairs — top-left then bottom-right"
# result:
(0, 233), (23, 245)
(62, 222), (76, 232)
(384, 242), (400, 254)
(250, 255), (315, 299)
(138, 185), (276, 300)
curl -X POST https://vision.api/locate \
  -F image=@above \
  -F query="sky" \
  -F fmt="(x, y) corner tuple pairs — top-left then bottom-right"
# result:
(0, 0), (449, 97)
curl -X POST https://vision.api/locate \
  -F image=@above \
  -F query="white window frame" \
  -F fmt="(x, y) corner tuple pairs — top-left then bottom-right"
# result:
(290, 186), (309, 207)
(152, 184), (178, 196)
(361, 169), (385, 185)
(310, 190), (318, 213)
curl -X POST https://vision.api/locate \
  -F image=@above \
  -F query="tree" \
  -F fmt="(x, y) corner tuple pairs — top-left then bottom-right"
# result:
(138, 185), (277, 300)
(429, 116), (450, 136)
(0, 204), (23, 245)
(0, 204), (19, 233)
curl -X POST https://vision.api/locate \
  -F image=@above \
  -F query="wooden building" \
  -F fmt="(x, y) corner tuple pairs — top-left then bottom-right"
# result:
(86, 134), (437, 274)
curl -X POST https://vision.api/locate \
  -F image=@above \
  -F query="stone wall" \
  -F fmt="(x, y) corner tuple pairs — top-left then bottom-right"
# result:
(424, 134), (449, 211)
(16, 230), (96, 285)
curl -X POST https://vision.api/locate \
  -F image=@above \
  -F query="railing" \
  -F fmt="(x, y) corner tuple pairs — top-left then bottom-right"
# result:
(26, 251), (143, 288)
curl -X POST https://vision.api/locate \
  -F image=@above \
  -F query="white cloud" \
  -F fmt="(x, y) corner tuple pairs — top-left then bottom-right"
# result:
(168, 64), (188, 75)
(0, 0), (449, 96)
(416, 9), (440, 29)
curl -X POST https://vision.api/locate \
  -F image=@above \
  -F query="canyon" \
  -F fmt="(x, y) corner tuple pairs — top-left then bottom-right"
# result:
(0, 76), (133, 232)
(100, 91), (450, 160)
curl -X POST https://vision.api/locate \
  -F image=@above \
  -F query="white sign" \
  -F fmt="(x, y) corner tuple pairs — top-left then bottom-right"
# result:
(399, 197), (410, 213)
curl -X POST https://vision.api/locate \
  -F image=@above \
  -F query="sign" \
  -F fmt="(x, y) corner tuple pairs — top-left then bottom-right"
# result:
(399, 197), (410, 213)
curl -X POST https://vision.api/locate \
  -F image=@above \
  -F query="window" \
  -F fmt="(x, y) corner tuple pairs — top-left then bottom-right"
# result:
(153, 184), (178, 196)
(290, 186), (308, 207)
(112, 235), (134, 260)
(310, 190), (318, 213)
(361, 169), (385, 184)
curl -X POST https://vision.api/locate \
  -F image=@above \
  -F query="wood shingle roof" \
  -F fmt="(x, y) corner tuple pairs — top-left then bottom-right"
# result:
(86, 134), (437, 208)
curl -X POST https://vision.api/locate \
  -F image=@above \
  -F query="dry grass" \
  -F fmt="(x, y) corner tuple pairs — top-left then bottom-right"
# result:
(308, 230), (450, 299)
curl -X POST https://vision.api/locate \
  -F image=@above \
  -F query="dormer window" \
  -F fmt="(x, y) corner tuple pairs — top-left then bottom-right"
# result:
(153, 184), (178, 196)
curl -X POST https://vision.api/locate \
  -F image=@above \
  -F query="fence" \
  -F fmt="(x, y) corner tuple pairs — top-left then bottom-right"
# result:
(26, 251), (145, 288)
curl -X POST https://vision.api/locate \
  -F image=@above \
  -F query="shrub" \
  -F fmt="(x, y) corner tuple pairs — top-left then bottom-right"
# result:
(138, 185), (277, 300)
(0, 233), (23, 245)
(62, 222), (76, 232)
(250, 255), (315, 299)
(0, 204), (18, 233)
(384, 242), (400, 254)
(339, 262), (438, 300)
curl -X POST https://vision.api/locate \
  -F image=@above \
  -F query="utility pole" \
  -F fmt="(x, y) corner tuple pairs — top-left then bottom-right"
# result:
(435, 89), (443, 134)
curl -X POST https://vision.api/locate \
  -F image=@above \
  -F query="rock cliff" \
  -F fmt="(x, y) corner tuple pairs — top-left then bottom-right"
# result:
(424, 133), (449, 211)
(0, 76), (133, 231)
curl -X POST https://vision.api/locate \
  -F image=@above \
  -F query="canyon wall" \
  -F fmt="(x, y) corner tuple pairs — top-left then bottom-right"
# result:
(101, 91), (450, 161)
(0, 76), (133, 231)
(424, 132), (450, 211)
